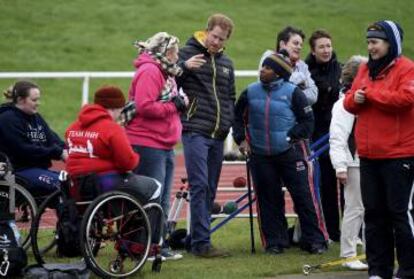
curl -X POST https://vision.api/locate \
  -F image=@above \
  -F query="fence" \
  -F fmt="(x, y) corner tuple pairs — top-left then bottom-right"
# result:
(0, 70), (257, 105)
(0, 70), (257, 152)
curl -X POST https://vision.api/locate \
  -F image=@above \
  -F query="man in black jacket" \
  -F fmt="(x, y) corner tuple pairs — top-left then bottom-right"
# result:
(176, 13), (235, 258)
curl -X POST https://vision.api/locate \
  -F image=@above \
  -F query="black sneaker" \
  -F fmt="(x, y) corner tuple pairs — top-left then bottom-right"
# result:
(300, 243), (327, 254)
(265, 246), (284, 255)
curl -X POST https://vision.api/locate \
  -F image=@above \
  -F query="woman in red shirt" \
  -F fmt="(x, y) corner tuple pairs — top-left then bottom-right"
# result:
(344, 20), (414, 279)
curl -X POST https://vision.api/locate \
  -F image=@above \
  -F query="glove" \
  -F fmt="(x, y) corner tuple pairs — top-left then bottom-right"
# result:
(290, 72), (307, 88)
(117, 101), (136, 126)
(172, 96), (187, 113)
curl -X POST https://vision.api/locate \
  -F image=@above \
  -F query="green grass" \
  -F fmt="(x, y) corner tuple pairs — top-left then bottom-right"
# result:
(0, 2), (402, 276)
(1, 0), (413, 135)
(31, 219), (351, 279)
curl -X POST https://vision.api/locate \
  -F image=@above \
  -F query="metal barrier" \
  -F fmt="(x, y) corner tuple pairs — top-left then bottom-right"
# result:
(0, 70), (257, 153)
(0, 71), (257, 106)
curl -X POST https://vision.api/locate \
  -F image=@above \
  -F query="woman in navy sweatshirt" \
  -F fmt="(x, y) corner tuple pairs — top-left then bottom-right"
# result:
(0, 80), (66, 197)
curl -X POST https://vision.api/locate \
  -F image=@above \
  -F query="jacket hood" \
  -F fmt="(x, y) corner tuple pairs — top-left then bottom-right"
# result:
(133, 52), (161, 70)
(0, 102), (15, 114)
(372, 20), (403, 59)
(185, 30), (224, 56)
(78, 104), (113, 128)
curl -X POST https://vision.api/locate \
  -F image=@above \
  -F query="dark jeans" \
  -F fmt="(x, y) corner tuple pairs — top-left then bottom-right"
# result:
(250, 143), (326, 249)
(132, 145), (174, 246)
(360, 158), (414, 279)
(182, 133), (224, 253)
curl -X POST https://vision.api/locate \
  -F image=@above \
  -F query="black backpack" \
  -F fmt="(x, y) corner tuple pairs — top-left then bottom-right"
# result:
(0, 221), (27, 277)
(56, 198), (82, 257)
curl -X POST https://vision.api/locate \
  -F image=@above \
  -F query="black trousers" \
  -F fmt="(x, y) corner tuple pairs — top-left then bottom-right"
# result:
(250, 143), (326, 249)
(318, 154), (341, 241)
(360, 158), (414, 279)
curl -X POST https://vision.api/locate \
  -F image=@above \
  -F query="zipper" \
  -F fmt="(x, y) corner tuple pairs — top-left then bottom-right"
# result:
(210, 56), (221, 138)
(265, 90), (271, 155)
(186, 98), (197, 120)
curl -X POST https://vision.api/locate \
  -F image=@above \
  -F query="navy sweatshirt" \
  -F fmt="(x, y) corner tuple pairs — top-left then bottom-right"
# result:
(0, 103), (64, 170)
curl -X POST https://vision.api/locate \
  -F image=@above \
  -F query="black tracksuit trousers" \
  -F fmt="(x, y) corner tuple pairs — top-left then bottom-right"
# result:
(318, 154), (341, 241)
(360, 158), (414, 279)
(250, 143), (326, 249)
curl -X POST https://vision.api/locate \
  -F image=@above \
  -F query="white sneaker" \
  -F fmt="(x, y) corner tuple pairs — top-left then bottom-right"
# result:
(147, 255), (166, 262)
(368, 276), (383, 279)
(342, 260), (368, 270)
(162, 250), (183, 261)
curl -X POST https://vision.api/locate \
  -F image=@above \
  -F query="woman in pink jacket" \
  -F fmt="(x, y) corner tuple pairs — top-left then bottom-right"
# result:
(125, 32), (187, 261)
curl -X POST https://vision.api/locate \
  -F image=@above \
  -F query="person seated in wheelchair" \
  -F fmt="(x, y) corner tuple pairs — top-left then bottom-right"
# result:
(0, 80), (67, 199)
(65, 85), (162, 242)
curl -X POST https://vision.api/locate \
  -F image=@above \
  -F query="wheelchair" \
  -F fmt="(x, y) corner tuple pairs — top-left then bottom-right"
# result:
(0, 153), (38, 250)
(30, 171), (164, 278)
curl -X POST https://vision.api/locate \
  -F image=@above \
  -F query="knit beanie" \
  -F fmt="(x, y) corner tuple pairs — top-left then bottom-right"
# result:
(366, 20), (403, 59)
(94, 86), (126, 109)
(262, 52), (293, 81)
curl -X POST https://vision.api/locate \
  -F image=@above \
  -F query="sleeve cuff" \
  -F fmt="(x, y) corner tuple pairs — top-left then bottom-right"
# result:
(335, 167), (347, 174)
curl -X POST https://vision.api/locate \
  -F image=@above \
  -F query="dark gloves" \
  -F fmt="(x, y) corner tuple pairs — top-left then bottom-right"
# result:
(117, 101), (136, 126)
(172, 96), (187, 113)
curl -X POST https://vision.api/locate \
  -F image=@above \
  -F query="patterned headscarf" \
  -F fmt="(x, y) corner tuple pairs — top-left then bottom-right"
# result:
(134, 32), (183, 77)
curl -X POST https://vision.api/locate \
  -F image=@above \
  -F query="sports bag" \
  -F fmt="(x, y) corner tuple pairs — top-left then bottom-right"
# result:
(0, 221), (27, 277)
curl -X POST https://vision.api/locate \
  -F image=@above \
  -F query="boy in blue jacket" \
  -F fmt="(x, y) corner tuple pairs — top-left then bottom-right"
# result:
(233, 53), (327, 254)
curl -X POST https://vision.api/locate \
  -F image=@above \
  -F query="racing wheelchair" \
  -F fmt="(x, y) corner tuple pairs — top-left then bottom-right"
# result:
(30, 171), (164, 278)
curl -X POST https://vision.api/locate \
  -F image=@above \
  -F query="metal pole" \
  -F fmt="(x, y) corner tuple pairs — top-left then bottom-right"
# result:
(245, 156), (256, 254)
(81, 75), (90, 106)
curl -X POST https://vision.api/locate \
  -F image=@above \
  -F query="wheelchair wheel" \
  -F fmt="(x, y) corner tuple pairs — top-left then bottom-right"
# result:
(30, 189), (63, 264)
(80, 191), (151, 278)
(0, 180), (37, 250)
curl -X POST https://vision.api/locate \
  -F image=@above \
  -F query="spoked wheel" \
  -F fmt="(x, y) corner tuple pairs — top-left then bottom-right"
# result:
(30, 189), (84, 264)
(80, 191), (151, 278)
(0, 181), (37, 250)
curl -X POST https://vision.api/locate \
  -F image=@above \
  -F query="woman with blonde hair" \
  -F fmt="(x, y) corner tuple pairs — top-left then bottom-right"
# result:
(125, 32), (187, 261)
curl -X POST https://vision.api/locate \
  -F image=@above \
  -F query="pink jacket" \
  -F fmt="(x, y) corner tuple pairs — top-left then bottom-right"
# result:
(125, 53), (182, 150)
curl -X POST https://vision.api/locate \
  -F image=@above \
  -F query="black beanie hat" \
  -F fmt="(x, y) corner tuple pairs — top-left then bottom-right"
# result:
(262, 52), (293, 81)
(94, 86), (126, 109)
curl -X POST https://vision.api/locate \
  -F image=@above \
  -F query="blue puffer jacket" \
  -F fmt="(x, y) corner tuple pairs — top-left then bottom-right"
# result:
(233, 79), (314, 156)
(247, 80), (296, 155)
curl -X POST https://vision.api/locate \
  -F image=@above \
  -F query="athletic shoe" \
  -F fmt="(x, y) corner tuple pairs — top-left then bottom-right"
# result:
(147, 255), (166, 262)
(193, 246), (230, 258)
(161, 250), (183, 261)
(265, 246), (284, 255)
(300, 243), (327, 254)
(369, 276), (383, 279)
(342, 260), (368, 270)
